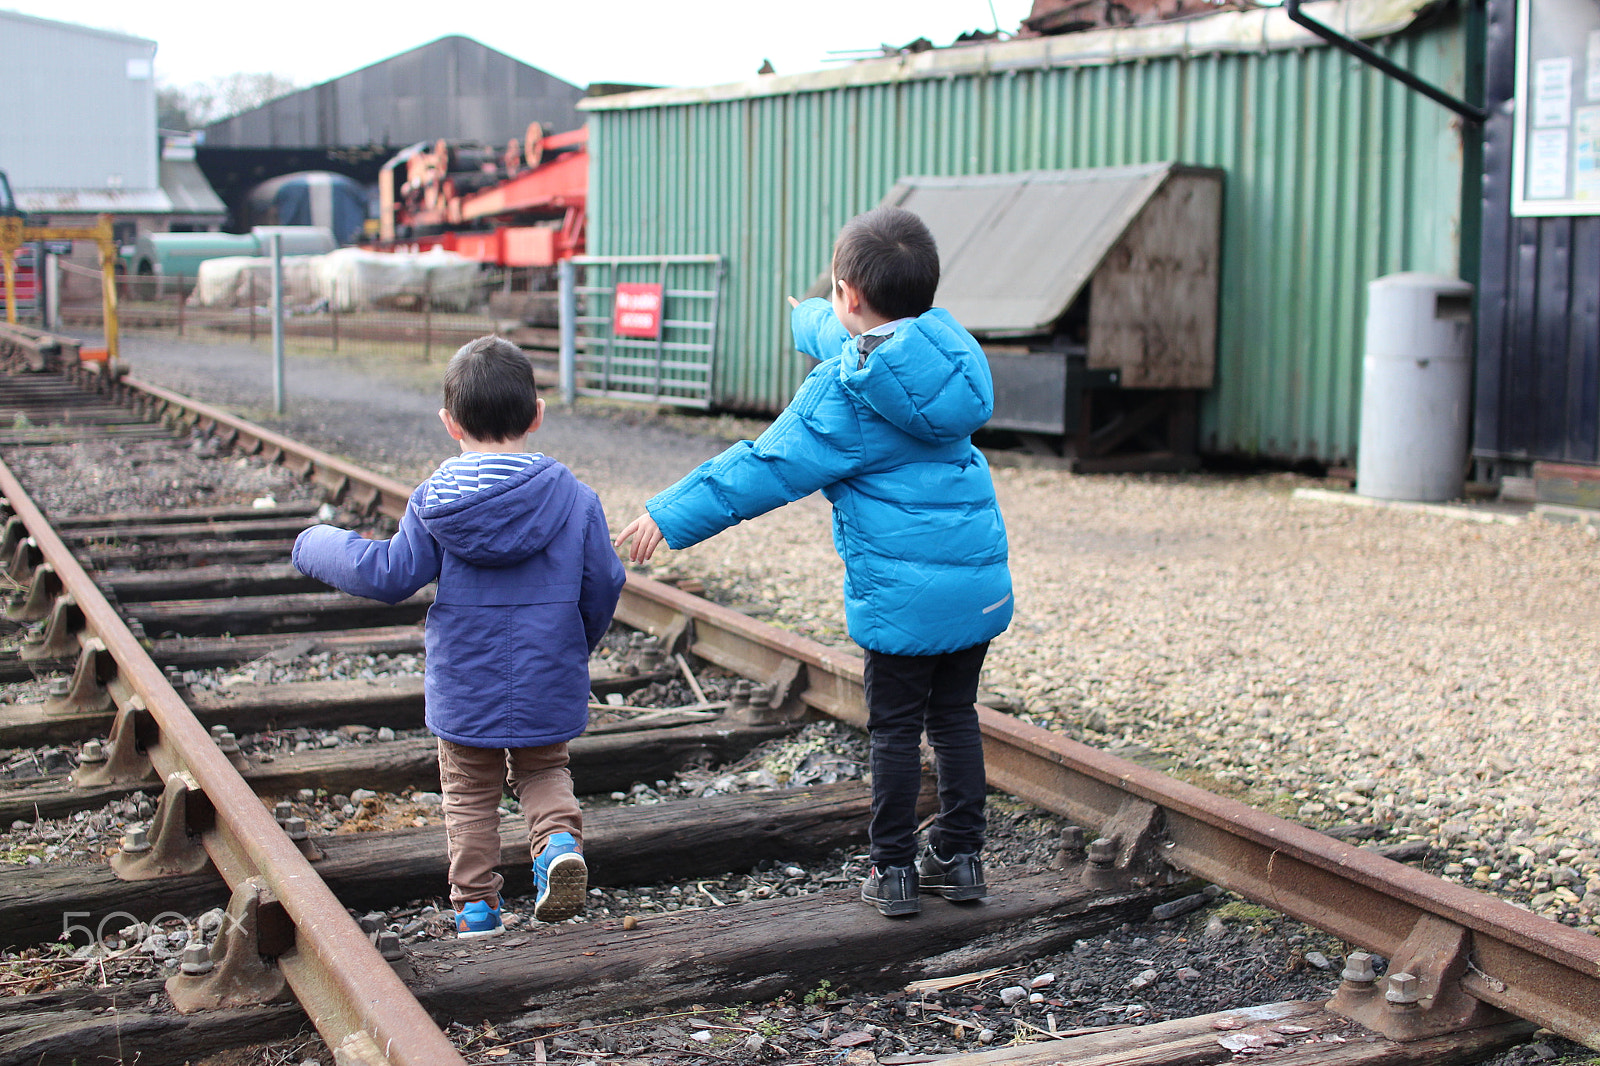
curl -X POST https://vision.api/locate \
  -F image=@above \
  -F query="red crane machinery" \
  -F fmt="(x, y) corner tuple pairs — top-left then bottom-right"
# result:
(369, 122), (587, 268)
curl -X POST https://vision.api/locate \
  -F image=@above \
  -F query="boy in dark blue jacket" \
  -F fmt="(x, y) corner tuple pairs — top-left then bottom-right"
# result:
(616, 207), (1012, 916)
(294, 336), (625, 937)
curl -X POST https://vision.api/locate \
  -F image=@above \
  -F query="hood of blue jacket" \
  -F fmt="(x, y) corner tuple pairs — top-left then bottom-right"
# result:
(418, 456), (580, 568)
(835, 307), (994, 445)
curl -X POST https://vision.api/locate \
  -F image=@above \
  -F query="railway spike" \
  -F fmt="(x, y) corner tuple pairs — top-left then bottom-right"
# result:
(72, 696), (158, 788)
(0, 515), (38, 581)
(20, 589), (85, 660)
(109, 770), (213, 880)
(165, 876), (293, 1012)
(6, 559), (60, 622)
(1329, 913), (1512, 1040)
(1080, 797), (1167, 890)
(43, 637), (115, 716)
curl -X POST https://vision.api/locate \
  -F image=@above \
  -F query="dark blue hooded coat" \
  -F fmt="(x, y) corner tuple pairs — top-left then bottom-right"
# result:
(647, 299), (1012, 656)
(292, 456), (625, 747)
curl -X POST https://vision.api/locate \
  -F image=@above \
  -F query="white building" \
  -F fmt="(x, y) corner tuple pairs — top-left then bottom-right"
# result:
(0, 10), (224, 242)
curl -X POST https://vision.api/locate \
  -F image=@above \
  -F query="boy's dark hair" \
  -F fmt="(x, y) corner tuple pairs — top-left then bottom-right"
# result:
(831, 206), (940, 320)
(443, 336), (538, 442)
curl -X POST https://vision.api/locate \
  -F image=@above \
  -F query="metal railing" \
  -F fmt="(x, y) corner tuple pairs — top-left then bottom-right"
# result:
(58, 258), (559, 364)
(560, 255), (724, 408)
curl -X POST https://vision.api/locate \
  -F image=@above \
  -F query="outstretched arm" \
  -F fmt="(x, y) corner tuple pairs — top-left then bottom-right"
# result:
(614, 512), (666, 563)
(292, 492), (442, 603)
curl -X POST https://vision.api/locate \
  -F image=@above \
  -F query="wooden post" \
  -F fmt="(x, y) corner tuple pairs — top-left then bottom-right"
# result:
(248, 273), (257, 342)
(329, 291), (339, 353)
(1, 249), (15, 325)
(176, 279), (185, 337)
(94, 216), (119, 361)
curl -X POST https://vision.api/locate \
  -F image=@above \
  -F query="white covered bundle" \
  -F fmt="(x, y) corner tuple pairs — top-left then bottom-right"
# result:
(315, 248), (481, 312)
(187, 255), (322, 309)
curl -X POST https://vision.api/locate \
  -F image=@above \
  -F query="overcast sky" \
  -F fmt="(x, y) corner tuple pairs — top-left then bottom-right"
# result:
(6, 1), (1038, 91)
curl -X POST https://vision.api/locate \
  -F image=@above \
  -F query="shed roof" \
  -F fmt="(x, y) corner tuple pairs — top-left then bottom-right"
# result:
(0, 9), (155, 48)
(160, 157), (227, 216)
(201, 35), (585, 149)
(16, 188), (173, 214)
(885, 164), (1180, 337)
(582, 0), (1435, 110)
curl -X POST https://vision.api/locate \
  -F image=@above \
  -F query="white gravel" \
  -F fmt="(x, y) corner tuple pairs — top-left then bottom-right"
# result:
(627, 467), (1600, 929)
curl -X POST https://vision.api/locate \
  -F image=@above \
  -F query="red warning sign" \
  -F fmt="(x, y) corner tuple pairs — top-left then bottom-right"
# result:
(613, 282), (664, 339)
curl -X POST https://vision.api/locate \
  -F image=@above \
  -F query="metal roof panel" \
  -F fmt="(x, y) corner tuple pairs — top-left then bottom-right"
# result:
(885, 164), (1173, 336)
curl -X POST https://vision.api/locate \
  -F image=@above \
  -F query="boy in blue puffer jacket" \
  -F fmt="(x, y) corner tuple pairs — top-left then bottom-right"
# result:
(616, 206), (1012, 917)
(294, 336), (625, 937)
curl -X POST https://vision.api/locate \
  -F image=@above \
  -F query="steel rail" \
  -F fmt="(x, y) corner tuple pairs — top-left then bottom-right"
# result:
(64, 366), (1600, 1049)
(109, 370), (416, 519)
(0, 455), (465, 1064)
(614, 578), (1600, 1048)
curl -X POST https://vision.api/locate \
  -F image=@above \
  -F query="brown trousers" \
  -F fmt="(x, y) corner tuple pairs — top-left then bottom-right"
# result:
(436, 738), (583, 907)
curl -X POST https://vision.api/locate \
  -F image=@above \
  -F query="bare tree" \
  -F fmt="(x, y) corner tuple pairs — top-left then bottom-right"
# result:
(157, 72), (299, 129)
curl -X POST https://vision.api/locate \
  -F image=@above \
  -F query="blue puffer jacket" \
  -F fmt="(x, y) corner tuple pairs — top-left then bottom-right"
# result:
(648, 299), (1012, 656)
(292, 456), (625, 747)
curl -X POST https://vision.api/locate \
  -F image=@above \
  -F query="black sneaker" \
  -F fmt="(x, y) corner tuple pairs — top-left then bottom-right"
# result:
(917, 847), (987, 901)
(861, 863), (920, 916)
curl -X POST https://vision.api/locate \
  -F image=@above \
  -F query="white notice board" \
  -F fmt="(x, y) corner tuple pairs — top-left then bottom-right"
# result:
(1512, 0), (1600, 215)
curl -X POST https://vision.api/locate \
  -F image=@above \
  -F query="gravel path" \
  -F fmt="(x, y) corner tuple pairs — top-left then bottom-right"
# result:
(97, 333), (1600, 933)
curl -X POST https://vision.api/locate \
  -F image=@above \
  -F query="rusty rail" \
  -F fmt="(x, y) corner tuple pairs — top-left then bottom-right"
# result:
(0, 452), (463, 1062)
(41, 363), (1600, 1051)
(0, 321), (78, 373)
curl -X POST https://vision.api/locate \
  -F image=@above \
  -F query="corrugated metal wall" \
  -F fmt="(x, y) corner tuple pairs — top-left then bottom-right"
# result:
(203, 36), (586, 149)
(0, 12), (158, 193)
(1475, 0), (1600, 469)
(589, 12), (1472, 464)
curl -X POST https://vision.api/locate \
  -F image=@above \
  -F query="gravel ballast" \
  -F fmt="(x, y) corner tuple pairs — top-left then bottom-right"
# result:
(11, 333), (1594, 1064)
(99, 335), (1600, 934)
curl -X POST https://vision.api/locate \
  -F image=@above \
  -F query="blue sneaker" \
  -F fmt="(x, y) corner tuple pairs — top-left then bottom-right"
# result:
(454, 898), (503, 939)
(532, 832), (587, 922)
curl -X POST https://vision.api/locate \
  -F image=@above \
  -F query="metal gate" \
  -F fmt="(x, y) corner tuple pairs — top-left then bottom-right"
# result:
(558, 254), (723, 409)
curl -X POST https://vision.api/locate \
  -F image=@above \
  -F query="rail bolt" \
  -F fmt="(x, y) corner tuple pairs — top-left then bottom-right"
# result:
(179, 940), (214, 976)
(1053, 826), (1086, 868)
(1086, 837), (1118, 867)
(1341, 951), (1377, 985)
(48, 677), (70, 698)
(79, 739), (106, 764)
(1385, 971), (1421, 1007)
(216, 731), (240, 754)
(273, 801), (293, 824)
(209, 724), (228, 740)
(283, 816), (309, 841)
(376, 930), (405, 961)
(121, 825), (151, 854)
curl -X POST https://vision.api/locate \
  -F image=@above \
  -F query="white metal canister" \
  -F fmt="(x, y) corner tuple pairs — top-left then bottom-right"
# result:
(1356, 273), (1474, 502)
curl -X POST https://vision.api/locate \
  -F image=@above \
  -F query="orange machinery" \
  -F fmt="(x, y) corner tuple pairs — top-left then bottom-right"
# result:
(369, 123), (587, 268)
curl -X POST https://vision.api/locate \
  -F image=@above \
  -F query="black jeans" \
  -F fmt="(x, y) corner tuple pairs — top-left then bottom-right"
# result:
(862, 641), (990, 867)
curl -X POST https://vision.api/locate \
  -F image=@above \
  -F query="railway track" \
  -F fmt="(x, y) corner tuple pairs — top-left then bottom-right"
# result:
(0, 325), (1594, 1065)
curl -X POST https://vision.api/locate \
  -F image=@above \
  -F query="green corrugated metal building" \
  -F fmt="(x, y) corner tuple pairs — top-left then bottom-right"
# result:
(581, 0), (1476, 463)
